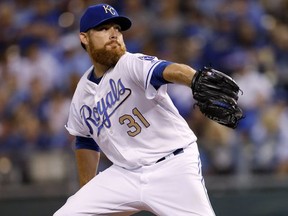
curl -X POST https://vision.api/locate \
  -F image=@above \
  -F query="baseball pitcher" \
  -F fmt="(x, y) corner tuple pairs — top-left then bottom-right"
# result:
(54, 3), (243, 216)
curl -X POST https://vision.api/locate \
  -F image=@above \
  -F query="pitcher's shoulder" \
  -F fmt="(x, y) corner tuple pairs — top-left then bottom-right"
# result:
(120, 52), (159, 63)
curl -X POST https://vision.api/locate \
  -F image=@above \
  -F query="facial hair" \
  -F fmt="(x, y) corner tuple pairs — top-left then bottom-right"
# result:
(88, 41), (126, 67)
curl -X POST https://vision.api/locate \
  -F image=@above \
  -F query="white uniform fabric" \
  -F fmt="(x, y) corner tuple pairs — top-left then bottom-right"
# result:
(57, 52), (215, 216)
(65, 52), (197, 169)
(54, 144), (215, 216)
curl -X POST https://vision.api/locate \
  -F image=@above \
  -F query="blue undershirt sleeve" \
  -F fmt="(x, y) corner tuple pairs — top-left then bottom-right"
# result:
(150, 61), (173, 90)
(75, 136), (100, 152)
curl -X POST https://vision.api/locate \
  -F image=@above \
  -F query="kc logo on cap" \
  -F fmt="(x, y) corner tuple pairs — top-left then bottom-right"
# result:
(103, 5), (116, 15)
(80, 4), (132, 32)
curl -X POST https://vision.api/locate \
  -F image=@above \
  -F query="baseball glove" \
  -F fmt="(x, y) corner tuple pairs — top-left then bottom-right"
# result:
(191, 66), (244, 129)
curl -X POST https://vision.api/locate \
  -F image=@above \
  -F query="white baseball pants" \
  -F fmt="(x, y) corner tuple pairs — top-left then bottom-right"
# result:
(54, 143), (215, 216)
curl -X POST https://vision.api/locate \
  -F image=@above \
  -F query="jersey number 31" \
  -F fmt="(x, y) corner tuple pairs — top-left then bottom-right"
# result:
(119, 107), (150, 137)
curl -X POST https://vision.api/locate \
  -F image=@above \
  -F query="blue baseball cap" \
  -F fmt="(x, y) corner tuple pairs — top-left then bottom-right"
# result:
(80, 4), (132, 32)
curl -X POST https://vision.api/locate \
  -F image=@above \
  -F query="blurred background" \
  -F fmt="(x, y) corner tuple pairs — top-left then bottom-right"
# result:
(0, 0), (288, 215)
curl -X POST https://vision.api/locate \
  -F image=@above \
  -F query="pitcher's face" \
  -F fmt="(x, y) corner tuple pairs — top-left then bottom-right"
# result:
(80, 23), (126, 67)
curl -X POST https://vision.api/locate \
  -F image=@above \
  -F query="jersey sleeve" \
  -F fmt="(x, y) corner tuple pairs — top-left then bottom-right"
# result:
(65, 74), (92, 138)
(150, 61), (173, 89)
(65, 102), (91, 137)
(75, 136), (100, 151)
(125, 53), (172, 99)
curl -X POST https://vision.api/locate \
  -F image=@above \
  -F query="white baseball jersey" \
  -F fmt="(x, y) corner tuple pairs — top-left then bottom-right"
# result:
(66, 52), (197, 169)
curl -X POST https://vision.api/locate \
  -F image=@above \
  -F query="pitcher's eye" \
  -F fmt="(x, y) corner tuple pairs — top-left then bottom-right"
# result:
(115, 25), (122, 31)
(93, 26), (108, 31)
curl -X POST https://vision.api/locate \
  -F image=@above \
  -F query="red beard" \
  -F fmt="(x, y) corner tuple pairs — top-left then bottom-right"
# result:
(88, 41), (126, 67)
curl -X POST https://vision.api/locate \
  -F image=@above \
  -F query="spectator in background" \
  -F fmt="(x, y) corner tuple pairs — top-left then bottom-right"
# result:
(230, 50), (275, 174)
(46, 88), (72, 148)
(275, 99), (288, 175)
(232, 51), (274, 133)
(57, 33), (91, 86)
(120, 0), (153, 53)
(8, 40), (61, 93)
(269, 23), (288, 90)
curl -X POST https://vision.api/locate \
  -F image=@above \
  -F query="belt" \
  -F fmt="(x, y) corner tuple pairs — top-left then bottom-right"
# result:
(156, 148), (184, 163)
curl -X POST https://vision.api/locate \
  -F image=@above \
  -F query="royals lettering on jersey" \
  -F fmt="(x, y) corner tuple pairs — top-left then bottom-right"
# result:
(66, 53), (197, 168)
(80, 78), (131, 136)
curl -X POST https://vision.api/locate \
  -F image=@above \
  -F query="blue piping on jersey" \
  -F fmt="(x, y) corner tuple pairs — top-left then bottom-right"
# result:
(151, 61), (173, 89)
(145, 60), (161, 90)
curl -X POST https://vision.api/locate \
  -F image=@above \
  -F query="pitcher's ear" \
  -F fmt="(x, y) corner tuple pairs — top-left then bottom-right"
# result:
(79, 33), (88, 46)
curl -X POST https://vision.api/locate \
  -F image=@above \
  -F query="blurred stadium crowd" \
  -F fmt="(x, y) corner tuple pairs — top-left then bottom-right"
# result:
(0, 0), (288, 185)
